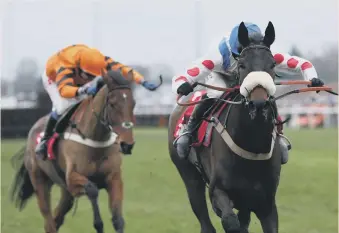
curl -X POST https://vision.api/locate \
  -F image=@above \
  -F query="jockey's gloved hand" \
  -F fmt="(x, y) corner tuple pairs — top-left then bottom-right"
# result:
(308, 78), (324, 87)
(177, 82), (193, 96)
(86, 86), (98, 95)
(77, 85), (97, 96)
(141, 80), (158, 91)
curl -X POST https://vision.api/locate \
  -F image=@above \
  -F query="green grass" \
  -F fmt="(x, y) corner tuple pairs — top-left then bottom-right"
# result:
(1, 128), (338, 233)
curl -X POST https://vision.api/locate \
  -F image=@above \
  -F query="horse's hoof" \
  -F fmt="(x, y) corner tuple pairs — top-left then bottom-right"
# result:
(221, 213), (240, 231)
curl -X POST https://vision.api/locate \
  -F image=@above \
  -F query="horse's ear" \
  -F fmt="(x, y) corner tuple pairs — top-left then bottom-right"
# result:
(238, 22), (250, 48)
(102, 68), (112, 87)
(101, 68), (107, 81)
(263, 21), (275, 47)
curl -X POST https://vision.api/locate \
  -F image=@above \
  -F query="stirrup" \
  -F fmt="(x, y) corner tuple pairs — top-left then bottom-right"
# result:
(279, 134), (292, 150)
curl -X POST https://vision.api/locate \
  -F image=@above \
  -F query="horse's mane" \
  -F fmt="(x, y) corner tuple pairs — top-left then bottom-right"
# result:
(106, 70), (130, 86)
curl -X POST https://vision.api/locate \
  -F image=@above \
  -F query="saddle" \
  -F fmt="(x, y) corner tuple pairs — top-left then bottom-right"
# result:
(36, 101), (84, 160)
(174, 91), (236, 148)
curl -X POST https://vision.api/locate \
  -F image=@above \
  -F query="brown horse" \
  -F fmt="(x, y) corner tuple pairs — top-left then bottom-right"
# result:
(10, 70), (136, 233)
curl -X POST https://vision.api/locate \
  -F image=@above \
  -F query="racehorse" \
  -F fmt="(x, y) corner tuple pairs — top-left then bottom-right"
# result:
(168, 21), (335, 233)
(10, 70), (137, 233)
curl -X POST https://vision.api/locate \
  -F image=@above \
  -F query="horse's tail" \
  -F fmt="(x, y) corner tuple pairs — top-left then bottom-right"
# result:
(10, 146), (35, 210)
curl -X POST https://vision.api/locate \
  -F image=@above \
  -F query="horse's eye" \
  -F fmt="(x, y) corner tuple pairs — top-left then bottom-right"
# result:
(270, 62), (276, 69)
(239, 63), (245, 69)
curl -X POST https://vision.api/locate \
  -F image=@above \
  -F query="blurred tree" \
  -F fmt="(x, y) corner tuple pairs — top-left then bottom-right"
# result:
(289, 45), (303, 57)
(14, 57), (40, 96)
(1, 79), (9, 96)
(35, 76), (52, 109)
(148, 63), (174, 84)
(309, 45), (338, 83)
(287, 44), (338, 83)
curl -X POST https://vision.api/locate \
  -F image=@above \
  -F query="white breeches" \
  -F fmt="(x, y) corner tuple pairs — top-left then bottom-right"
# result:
(205, 71), (228, 98)
(42, 70), (86, 115)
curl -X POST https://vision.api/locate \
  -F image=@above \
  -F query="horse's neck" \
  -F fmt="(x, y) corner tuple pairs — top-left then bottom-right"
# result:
(76, 86), (110, 141)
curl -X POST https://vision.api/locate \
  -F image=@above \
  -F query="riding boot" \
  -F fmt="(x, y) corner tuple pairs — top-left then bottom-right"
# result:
(54, 113), (72, 134)
(35, 112), (58, 160)
(175, 94), (215, 159)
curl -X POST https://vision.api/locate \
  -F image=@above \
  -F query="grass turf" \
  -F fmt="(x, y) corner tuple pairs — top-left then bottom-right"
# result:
(1, 128), (338, 233)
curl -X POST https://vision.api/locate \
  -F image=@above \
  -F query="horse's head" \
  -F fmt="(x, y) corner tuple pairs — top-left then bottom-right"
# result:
(102, 70), (135, 155)
(236, 21), (277, 121)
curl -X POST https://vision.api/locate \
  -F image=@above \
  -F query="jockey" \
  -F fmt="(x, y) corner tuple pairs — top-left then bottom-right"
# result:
(172, 22), (324, 162)
(35, 44), (158, 159)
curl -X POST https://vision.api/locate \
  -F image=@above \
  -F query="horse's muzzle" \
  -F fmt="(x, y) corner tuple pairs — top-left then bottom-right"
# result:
(120, 141), (135, 155)
(247, 99), (271, 120)
(248, 99), (270, 110)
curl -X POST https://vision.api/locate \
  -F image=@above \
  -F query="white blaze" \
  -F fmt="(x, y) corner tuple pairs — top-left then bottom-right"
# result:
(239, 71), (276, 98)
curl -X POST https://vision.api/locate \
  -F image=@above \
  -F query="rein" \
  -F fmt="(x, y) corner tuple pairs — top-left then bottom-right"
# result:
(176, 81), (337, 106)
(176, 44), (337, 106)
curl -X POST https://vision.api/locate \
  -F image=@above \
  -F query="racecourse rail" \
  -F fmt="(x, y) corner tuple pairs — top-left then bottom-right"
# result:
(1, 104), (337, 139)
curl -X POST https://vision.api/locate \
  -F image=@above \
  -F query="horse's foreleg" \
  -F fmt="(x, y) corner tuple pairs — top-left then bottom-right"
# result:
(31, 169), (56, 233)
(53, 188), (74, 231)
(237, 210), (251, 233)
(175, 159), (216, 233)
(255, 201), (278, 233)
(106, 171), (125, 233)
(66, 170), (104, 233)
(209, 187), (240, 233)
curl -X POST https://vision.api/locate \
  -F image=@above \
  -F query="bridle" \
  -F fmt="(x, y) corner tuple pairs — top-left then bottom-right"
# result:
(91, 84), (134, 133)
(234, 44), (273, 79)
(234, 44), (278, 118)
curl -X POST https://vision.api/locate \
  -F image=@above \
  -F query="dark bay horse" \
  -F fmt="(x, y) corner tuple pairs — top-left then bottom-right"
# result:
(10, 70), (136, 233)
(169, 22), (282, 233)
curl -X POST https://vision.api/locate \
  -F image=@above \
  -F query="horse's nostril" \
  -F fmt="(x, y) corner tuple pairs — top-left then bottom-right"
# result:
(249, 100), (267, 109)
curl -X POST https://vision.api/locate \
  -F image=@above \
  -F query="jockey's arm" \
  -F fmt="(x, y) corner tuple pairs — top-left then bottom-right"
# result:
(171, 53), (223, 94)
(55, 67), (79, 98)
(273, 52), (318, 81)
(105, 56), (144, 84)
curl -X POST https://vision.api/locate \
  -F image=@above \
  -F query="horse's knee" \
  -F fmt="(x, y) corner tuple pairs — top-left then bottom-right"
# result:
(84, 182), (99, 200)
(209, 187), (234, 218)
(221, 213), (240, 232)
(211, 198), (222, 218)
